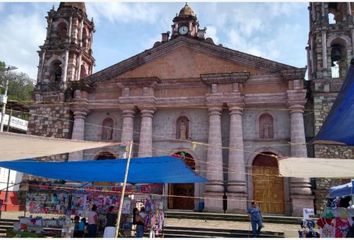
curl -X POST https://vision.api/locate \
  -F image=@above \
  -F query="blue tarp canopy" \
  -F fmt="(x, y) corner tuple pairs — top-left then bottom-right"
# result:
(0, 156), (207, 183)
(315, 59), (354, 145)
(329, 182), (352, 198)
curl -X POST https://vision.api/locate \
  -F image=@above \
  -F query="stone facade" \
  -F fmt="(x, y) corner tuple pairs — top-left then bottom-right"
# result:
(28, 3), (316, 215)
(307, 2), (354, 213)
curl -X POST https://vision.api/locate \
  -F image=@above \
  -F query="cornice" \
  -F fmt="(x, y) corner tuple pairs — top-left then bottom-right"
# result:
(281, 68), (306, 81)
(116, 77), (161, 87)
(200, 72), (250, 85)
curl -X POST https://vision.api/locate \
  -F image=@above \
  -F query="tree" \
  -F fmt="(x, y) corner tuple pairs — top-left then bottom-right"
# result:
(0, 61), (34, 103)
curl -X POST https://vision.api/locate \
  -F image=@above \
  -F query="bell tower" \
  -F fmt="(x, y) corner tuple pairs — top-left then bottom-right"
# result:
(34, 2), (95, 98)
(307, 2), (354, 213)
(171, 3), (206, 39)
(307, 2), (354, 80)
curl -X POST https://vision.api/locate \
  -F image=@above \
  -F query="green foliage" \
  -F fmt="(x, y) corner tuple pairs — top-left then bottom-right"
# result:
(0, 61), (34, 103)
(6, 72), (35, 102)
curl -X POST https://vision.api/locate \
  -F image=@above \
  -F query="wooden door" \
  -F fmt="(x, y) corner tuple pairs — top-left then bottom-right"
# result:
(168, 183), (194, 209)
(168, 152), (195, 210)
(253, 166), (284, 214)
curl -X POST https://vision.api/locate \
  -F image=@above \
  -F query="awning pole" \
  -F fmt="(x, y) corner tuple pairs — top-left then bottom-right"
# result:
(115, 140), (133, 238)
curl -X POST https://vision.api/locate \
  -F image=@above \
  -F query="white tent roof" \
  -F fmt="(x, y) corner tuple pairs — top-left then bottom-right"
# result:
(278, 157), (354, 178)
(0, 132), (120, 161)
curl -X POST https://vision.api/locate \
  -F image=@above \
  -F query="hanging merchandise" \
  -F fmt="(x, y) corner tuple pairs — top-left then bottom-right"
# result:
(143, 195), (165, 238)
(24, 182), (163, 215)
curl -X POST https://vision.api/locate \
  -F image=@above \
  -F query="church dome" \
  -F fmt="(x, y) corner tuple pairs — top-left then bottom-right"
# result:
(178, 3), (196, 18)
(58, 2), (86, 12)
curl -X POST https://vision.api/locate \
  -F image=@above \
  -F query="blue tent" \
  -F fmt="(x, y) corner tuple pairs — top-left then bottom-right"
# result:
(0, 156), (207, 183)
(329, 182), (352, 198)
(315, 59), (354, 145)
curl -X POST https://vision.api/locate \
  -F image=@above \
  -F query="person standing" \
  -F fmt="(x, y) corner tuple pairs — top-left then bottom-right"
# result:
(103, 206), (117, 238)
(247, 201), (264, 237)
(135, 209), (145, 238)
(87, 204), (98, 237)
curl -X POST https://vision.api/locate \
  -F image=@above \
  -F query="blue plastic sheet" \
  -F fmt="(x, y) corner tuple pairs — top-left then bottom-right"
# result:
(0, 156), (207, 183)
(329, 182), (352, 198)
(315, 59), (354, 145)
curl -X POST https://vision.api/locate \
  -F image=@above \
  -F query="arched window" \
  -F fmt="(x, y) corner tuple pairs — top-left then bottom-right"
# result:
(49, 60), (62, 82)
(330, 40), (347, 78)
(176, 116), (189, 140)
(101, 118), (114, 140)
(328, 13), (336, 24)
(57, 22), (67, 40)
(259, 113), (274, 139)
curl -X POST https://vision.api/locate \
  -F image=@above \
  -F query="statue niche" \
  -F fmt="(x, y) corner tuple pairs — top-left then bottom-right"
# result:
(259, 113), (274, 139)
(102, 118), (114, 140)
(176, 116), (189, 140)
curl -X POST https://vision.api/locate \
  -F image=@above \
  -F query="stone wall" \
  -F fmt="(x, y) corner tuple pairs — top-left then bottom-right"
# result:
(312, 77), (353, 213)
(27, 104), (72, 161)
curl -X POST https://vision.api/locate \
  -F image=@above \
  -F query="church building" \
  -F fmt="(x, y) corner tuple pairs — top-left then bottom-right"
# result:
(28, 2), (314, 215)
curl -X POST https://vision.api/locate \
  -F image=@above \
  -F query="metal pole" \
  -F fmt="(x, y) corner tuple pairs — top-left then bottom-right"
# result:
(115, 141), (133, 238)
(0, 71), (9, 132)
(4, 169), (10, 211)
(0, 66), (17, 132)
(6, 108), (12, 132)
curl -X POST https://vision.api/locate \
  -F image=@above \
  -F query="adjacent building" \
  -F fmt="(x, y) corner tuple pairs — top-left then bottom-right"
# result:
(306, 2), (354, 212)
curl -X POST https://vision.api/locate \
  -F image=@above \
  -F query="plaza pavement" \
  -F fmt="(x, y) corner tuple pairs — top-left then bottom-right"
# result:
(1, 211), (300, 238)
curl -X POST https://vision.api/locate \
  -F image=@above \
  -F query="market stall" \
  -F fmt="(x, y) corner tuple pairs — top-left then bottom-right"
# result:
(0, 156), (206, 238)
(311, 181), (354, 238)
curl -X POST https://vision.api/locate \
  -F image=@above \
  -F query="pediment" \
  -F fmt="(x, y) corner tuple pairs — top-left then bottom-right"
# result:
(85, 37), (298, 84)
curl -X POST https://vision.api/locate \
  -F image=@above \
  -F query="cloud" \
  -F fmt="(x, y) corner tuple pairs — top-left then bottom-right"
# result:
(0, 3), (5, 12)
(218, 3), (307, 67)
(86, 2), (162, 26)
(0, 6), (46, 80)
(205, 26), (219, 44)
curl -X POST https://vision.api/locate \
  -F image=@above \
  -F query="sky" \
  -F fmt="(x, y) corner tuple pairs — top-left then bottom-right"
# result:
(0, 2), (309, 81)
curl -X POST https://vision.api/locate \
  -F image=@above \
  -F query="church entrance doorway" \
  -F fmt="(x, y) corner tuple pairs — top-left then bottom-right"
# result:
(252, 152), (284, 214)
(168, 151), (195, 210)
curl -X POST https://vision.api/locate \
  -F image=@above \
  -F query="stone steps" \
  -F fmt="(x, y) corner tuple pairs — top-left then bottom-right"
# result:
(161, 226), (284, 238)
(165, 210), (302, 224)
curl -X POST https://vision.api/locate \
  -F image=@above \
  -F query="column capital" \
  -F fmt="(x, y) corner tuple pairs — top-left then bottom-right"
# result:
(208, 106), (222, 116)
(289, 104), (305, 114)
(122, 108), (135, 118)
(73, 110), (88, 119)
(140, 108), (155, 118)
(229, 105), (244, 115)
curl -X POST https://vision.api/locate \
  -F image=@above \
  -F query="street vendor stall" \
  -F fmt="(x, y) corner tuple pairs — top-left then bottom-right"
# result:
(0, 155), (206, 237)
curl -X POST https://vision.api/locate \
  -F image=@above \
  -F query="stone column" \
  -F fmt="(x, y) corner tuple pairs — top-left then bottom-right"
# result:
(204, 106), (224, 212)
(76, 54), (82, 80)
(121, 108), (135, 144)
(227, 106), (247, 212)
(289, 104), (314, 216)
(68, 16), (73, 43)
(138, 109), (155, 157)
(322, 32), (327, 69)
(62, 50), (69, 88)
(68, 109), (88, 161)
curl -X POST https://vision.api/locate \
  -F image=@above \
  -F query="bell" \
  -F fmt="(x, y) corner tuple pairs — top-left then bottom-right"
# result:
(331, 44), (342, 61)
